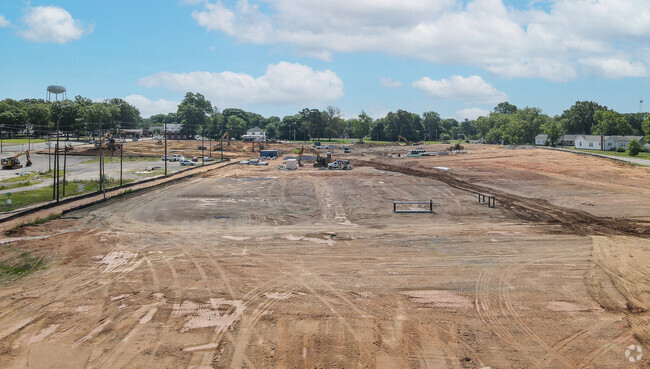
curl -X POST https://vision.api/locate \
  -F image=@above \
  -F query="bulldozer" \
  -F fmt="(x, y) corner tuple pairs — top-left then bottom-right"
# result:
(447, 142), (465, 151)
(2, 150), (32, 170)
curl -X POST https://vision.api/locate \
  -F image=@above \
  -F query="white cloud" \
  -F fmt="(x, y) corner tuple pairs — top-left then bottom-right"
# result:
(413, 75), (507, 105)
(456, 107), (490, 121)
(123, 95), (179, 118)
(380, 78), (403, 88)
(0, 15), (11, 28)
(188, 0), (650, 81)
(139, 62), (343, 107)
(19, 6), (92, 44)
(579, 57), (648, 79)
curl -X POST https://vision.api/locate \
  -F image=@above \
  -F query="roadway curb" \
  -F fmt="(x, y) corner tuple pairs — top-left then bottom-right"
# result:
(0, 160), (235, 225)
(538, 146), (647, 166)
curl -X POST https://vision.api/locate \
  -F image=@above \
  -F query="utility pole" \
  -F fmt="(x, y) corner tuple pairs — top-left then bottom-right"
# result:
(62, 143), (67, 196)
(55, 119), (60, 203)
(26, 124), (31, 151)
(209, 129), (212, 159)
(118, 123), (123, 186)
(164, 121), (167, 176)
(99, 128), (104, 195)
(201, 125), (205, 166)
(0, 124), (4, 153)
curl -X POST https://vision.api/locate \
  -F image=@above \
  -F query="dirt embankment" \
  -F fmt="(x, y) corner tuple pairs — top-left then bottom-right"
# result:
(356, 159), (650, 237)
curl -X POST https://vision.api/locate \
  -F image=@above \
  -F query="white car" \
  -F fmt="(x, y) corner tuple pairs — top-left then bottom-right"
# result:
(179, 159), (194, 166)
(161, 155), (172, 161)
(171, 154), (184, 162)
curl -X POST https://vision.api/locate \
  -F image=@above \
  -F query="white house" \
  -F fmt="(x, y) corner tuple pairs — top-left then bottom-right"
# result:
(575, 135), (644, 151)
(242, 126), (266, 141)
(535, 134), (579, 146)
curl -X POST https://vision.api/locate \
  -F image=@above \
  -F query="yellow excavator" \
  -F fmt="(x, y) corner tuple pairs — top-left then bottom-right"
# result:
(397, 135), (412, 145)
(310, 148), (333, 168)
(2, 150), (32, 170)
(213, 131), (230, 151)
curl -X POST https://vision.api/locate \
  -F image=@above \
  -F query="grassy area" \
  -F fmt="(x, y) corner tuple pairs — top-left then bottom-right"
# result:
(568, 148), (650, 160)
(0, 171), (60, 191)
(0, 177), (132, 212)
(81, 156), (158, 164)
(0, 250), (45, 280)
(1, 138), (47, 145)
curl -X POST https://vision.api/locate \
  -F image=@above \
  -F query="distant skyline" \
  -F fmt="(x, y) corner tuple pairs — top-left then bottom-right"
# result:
(1, 0), (648, 119)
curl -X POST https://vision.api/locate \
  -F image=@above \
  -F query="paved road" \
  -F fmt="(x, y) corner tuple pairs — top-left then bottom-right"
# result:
(542, 147), (650, 166)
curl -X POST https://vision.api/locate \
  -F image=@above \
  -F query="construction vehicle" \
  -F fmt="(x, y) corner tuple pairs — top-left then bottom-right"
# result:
(447, 143), (465, 151)
(2, 150), (32, 170)
(297, 145), (305, 167)
(197, 145), (207, 150)
(213, 132), (230, 151)
(397, 135), (412, 145)
(327, 160), (351, 170)
(94, 131), (122, 152)
(310, 149), (333, 168)
(155, 137), (163, 145)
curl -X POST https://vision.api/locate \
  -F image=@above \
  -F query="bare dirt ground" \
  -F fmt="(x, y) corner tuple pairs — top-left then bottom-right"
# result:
(0, 144), (648, 368)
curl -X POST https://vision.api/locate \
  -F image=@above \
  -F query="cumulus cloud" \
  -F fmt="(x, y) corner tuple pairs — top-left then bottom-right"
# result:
(19, 6), (92, 44)
(380, 78), (403, 88)
(123, 95), (179, 118)
(188, 0), (650, 81)
(413, 75), (507, 105)
(0, 15), (11, 28)
(456, 107), (490, 121)
(139, 62), (343, 106)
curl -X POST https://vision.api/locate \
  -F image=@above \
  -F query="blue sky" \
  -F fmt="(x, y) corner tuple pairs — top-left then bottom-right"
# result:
(0, 0), (648, 120)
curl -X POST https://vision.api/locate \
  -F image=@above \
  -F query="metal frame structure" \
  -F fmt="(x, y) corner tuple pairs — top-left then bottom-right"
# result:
(478, 193), (496, 208)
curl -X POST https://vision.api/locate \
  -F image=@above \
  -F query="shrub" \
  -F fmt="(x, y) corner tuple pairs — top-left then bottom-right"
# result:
(616, 147), (626, 152)
(628, 139), (642, 156)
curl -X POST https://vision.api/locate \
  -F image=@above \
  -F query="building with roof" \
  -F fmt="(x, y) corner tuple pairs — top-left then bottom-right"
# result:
(575, 135), (644, 151)
(242, 127), (266, 142)
(534, 134), (579, 146)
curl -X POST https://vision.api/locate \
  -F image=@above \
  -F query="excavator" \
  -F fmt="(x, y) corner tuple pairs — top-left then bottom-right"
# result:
(310, 148), (333, 168)
(94, 131), (122, 152)
(2, 150), (32, 170)
(397, 135), (412, 145)
(213, 132), (230, 151)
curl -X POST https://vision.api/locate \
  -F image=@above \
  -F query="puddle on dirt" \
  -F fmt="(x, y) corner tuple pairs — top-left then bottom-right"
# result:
(172, 298), (245, 333)
(402, 290), (473, 309)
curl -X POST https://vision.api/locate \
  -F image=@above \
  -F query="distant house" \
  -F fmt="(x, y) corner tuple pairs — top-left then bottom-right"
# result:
(575, 135), (644, 151)
(534, 134), (579, 146)
(242, 126), (266, 142)
(144, 124), (188, 139)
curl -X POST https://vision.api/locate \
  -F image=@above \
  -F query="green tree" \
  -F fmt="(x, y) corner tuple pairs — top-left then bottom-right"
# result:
(353, 111), (372, 139)
(265, 122), (278, 139)
(541, 118), (565, 146)
(494, 102), (517, 115)
(177, 92), (213, 137)
(26, 103), (51, 137)
(0, 99), (28, 137)
(370, 119), (386, 141)
(422, 111), (441, 140)
(323, 106), (344, 140)
(628, 139), (642, 156)
(279, 114), (300, 140)
(226, 116), (247, 139)
(592, 110), (632, 136)
(561, 101), (608, 134)
(80, 103), (113, 135)
(643, 116), (650, 142)
(300, 108), (324, 140)
(106, 98), (141, 129)
(50, 100), (80, 137)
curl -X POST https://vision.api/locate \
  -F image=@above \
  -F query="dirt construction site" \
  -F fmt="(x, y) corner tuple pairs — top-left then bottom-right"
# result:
(0, 142), (649, 368)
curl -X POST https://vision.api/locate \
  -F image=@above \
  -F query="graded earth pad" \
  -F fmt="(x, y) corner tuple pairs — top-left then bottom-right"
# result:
(0, 148), (648, 368)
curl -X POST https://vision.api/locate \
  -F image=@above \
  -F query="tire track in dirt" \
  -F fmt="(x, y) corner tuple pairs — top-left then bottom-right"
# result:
(356, 160), (650, 237)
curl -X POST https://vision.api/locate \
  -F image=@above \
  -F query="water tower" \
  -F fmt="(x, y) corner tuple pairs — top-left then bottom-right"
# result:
(46, 85), (67, 101)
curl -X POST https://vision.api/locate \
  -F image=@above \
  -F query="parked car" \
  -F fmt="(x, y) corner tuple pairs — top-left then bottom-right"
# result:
(315, 145), (330, 149)
(171, 154), (184, 162)
(161, 155), (172, 161)
(191, 157), (199, 162)
(343, 148), (351, 153)
(179, 159), (195, 166)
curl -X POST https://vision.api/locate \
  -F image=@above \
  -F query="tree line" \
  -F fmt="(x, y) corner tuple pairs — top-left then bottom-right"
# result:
(2, 92), (649, 144)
